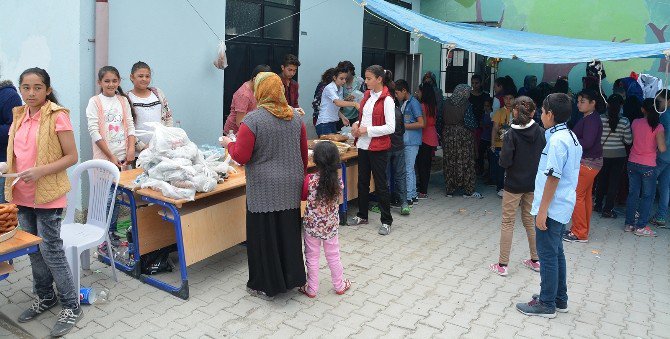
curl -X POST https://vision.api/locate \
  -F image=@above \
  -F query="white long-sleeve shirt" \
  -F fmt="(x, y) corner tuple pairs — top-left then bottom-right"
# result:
(357, 89), (395, 150)
(86, 93), (136, 160)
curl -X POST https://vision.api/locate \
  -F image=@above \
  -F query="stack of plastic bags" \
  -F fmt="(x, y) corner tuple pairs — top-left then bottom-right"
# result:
(134, 123), (237, 201)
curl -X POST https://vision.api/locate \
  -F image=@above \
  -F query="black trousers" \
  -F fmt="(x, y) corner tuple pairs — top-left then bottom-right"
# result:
(417, 143), (434, 194)
(595, 157), (626, 213)
(246, 208), (306, 297)
(357, 148), (393, 225)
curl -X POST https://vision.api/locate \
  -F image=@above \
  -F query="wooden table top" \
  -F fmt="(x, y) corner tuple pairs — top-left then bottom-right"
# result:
(118, 145), (359, 208)
(0, 230), (42, 256)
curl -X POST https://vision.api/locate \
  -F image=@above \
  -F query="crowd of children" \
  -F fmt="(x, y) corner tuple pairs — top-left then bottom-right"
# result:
(1, 57), (669, 334)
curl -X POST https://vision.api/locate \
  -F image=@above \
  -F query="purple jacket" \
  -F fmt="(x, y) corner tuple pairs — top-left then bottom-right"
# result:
(572, 112), (603, 159)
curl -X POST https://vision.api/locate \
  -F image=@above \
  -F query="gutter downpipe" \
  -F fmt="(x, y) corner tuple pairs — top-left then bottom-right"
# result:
(95, 0), (109, 75)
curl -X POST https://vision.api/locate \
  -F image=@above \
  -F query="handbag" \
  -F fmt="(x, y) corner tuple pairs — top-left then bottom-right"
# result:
(464, 105), (478, 130)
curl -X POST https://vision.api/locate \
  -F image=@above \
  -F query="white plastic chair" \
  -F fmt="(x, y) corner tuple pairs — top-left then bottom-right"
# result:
(60, 160), (120, 298)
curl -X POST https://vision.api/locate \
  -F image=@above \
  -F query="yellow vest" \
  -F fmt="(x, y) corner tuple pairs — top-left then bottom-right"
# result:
(4, 101), (72, 205)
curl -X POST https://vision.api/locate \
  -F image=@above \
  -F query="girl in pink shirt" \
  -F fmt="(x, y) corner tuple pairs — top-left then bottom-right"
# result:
(8, 68), (81, 335)
(625, 98), (667, 237)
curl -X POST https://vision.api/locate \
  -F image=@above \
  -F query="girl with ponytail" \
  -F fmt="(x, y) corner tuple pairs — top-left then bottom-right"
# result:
(349, 65), (396, 235)
(625, 98), (666, 237)
(594, 94), (631, 218)
(85, 66), (136, 247)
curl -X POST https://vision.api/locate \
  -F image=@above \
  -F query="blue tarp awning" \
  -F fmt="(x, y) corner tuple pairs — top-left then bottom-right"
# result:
(355, 0), (670, 64)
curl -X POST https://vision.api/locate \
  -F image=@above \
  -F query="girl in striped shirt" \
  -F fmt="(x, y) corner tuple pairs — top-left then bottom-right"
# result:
(594, 94), (632, 218)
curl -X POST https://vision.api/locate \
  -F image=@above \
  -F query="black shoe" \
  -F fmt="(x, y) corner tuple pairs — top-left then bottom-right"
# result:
(601, 210), (618, 219)
(18, 295), (58, 323)
(532, 294), (568, 313)
(390, 201), (402, 209)
(109, 232), (122, 247)
(50, 307), (83, 337)
(516, 298), (557, 318)
(593, 204), (602, 213)
(407, 200), (414, 207)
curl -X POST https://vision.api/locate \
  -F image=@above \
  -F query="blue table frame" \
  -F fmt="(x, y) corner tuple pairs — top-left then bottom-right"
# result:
(98, 154), (357, 300)
(0, 242), (39, 281)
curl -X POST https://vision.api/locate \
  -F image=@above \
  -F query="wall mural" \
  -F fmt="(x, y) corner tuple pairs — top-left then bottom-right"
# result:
(421, 0), (670, 93)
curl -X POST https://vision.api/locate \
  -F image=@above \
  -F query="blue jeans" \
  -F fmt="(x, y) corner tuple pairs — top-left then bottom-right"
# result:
(387, 148), (407, 207)
(625, 161), (657, 228)
(404, 145), (420, 201)
(18, 207), (78, 309)
(107, 187), (120, 234)
(654, 159), (670, 220)
(536, 216), (567, 310)
(315, 121), (338, 136)
(0, 176), (5, 203)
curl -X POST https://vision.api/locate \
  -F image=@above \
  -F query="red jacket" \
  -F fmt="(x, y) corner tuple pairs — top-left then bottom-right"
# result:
(357, 86), (391, 151)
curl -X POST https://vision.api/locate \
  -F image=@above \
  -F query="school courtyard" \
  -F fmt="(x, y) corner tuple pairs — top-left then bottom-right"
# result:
(1, 174), (669, 339)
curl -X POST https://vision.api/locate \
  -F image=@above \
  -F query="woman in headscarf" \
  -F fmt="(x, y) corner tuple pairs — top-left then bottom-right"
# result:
(518, 75), (537, 97)
(442, 84), (483, 198)
(221, 72), (307, 299)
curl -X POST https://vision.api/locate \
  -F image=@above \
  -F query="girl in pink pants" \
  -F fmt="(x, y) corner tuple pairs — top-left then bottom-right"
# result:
(299, 142), (351, 298)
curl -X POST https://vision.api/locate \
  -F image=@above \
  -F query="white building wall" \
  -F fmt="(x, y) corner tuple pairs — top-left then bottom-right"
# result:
(0, 0), (94, 207)
(298, 0), (365, 137)
(108, 0), (226, 146)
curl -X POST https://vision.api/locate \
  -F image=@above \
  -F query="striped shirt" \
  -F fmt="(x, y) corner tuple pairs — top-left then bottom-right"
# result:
(600, 114), (633, 158)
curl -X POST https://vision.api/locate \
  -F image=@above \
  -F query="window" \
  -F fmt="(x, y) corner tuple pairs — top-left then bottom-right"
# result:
(225, 0), (297, 41)
(225, 0), (261, 37)
(362, 0), (410, 52)
(264, 6), (294, 40)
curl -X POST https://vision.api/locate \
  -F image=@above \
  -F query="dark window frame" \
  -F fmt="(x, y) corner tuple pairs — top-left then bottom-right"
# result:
(225, 0), (300, 44)
(362, 0), (410, 53)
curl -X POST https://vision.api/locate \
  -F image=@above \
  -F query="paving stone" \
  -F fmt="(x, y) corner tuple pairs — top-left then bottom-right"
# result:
(3, 183), (670, 338)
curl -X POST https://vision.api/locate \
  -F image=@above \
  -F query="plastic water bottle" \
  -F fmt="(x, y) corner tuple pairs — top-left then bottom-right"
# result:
(80, 287), (110, 305)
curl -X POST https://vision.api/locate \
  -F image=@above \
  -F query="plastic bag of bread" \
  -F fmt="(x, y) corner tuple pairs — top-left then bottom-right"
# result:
(213, 41), (228, 70)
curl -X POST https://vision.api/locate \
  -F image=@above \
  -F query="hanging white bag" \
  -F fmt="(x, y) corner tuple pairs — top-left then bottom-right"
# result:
(213, 41), (228, 70)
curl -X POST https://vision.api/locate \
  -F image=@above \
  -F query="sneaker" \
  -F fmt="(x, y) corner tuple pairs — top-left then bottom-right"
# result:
(489, 263), (508, 276)
(18, 295), (58, 323)
(497, 189), (504, 198)
(445, 191), (454, 198)
(463, 192), (484, 199)
(390, 201), (402, 209)
(624, 225), (635, 232)
(532, 294), (568, 313)
(417, 193), (428, 200)
(407, 199), (414, 207)
(348, 216), (368, 226)
(650, 217), (667, 227)
(634, 226), (657, 237)
(246, 287), (274, 301)
(412, 197), (419, 204)
(522, 259), (540, 272)
(562, 232), (587, 243)
(108, 232), (124, 247)
(516, 298), (557, 318)
(369, 205), (381, 214)
(400, 206), (411, 216)
(601, 210), (618, 219)
(378, 224), (391, 235)
(50, 307), (83, 337)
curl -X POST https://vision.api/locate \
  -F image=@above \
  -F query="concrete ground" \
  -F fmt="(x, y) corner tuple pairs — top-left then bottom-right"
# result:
(1, 174), (669, 338)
